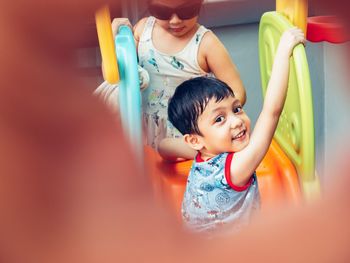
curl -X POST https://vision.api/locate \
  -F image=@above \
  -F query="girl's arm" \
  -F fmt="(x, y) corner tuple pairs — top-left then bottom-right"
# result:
(230, 28), (305, 187)
(200, 32), (246, 105)
(158, 138), (197, 162)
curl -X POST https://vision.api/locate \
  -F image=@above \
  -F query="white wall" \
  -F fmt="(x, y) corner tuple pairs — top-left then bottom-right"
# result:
(323, 42), (350, 185)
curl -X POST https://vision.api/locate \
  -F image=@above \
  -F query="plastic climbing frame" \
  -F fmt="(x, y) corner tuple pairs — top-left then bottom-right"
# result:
(94, 4), (320, 219)
(259, 11), (319, 199)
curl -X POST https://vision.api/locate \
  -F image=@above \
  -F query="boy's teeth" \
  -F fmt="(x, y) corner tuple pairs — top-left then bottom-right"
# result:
(234, 130), (244, 139)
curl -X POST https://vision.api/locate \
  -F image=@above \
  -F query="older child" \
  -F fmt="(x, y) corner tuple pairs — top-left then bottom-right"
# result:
(104, 0), (245, 158)
(166, 28), (305, 233)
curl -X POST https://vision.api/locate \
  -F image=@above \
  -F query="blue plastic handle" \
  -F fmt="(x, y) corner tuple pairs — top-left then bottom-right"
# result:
(115, 25), (143, 158)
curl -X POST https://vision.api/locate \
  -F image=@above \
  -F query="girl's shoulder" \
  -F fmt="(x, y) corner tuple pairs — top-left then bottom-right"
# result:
(197, 29), (223, 72)
(133, 17), (149, 42)
(199, 30), (222, 53)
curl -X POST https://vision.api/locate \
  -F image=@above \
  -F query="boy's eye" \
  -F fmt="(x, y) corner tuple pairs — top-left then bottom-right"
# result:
(215, 116), (225, 123)
(233, 106), (243, 114)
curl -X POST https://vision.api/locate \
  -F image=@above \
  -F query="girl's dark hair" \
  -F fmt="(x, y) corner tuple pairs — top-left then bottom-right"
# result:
(168, 77), (234, 135)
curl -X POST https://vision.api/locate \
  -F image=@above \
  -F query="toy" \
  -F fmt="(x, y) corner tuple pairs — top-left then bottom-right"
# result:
(307, 16), (349, 43)
(95, 0), (322, 217)
(95, 6), (142, 158)
(95, 6), (120, 84)
(276, 0), (308, 34)
(259, 11), (319, 200)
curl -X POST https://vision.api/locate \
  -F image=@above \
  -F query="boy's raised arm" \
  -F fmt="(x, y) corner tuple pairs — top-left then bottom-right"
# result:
(230, 28), (305, 187)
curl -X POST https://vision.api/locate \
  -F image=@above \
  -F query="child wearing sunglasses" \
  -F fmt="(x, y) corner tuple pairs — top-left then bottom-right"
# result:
(109, 0), (246, 160)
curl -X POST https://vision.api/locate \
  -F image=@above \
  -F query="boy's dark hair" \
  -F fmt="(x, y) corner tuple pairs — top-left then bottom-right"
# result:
(168, 77), (234, 135)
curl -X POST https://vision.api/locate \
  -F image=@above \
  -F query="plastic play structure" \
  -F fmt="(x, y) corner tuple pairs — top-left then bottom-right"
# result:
(307, 16), (349, 43)
(95, 6), (143, 158)
(259, 2), (318, 201)
(94, 0), (336, 217)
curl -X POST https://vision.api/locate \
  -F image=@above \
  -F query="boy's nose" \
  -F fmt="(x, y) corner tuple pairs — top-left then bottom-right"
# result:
(169, 13), (182, 23)
(229, 115), (243, 129)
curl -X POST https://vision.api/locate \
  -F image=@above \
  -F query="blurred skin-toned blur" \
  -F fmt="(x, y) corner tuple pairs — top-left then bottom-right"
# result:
(0, 0), (349, 262)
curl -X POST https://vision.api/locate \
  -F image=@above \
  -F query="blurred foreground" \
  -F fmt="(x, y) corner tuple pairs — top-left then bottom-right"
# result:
(0, 0), (349, 262)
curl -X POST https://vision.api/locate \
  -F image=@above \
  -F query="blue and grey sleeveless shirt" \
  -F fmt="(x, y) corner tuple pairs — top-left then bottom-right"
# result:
(182, 152), (260, 233)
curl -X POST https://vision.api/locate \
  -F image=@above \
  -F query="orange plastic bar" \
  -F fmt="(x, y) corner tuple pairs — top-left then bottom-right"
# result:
(145, 139), (302, 218)
(257, 140), (302, 210)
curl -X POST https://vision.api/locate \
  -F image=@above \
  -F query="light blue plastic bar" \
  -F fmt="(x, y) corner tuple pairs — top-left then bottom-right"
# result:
(115, 25), (143, 157)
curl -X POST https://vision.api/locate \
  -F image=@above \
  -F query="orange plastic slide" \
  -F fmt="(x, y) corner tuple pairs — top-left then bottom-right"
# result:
(145, 139), (301, 219)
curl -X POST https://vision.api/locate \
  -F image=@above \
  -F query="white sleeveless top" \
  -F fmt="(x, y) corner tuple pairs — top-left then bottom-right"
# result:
(138, 16), (211, 149)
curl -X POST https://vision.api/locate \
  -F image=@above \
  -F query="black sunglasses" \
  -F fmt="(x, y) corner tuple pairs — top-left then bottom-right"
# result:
(148, 2), (202, 20)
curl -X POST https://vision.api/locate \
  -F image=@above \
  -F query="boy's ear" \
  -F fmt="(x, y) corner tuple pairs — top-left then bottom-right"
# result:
(183, 134), (204, 151)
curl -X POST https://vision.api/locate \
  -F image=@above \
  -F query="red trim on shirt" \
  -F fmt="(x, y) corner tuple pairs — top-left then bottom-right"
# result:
(195, 152), (213, 163)
(224, 152), (252, 192)
(195, 152), (204, 162)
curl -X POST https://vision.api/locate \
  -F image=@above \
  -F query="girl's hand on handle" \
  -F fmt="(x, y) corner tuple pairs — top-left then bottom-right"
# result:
(112, 18), (133, 36)
(277, 27), (306, 58)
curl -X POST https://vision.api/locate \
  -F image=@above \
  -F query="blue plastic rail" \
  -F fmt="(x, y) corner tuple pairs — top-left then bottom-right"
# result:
(115, 25), (143, 158)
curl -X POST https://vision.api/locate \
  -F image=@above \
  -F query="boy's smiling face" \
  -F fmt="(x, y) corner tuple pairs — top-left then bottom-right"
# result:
(193, 96), (251, 158)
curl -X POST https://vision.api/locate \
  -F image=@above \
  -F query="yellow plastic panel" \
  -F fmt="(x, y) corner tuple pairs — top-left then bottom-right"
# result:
(276, 0), (308, 34)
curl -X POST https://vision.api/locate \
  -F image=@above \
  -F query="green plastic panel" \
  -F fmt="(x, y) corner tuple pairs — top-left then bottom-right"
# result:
(259, 12), (316, 191)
